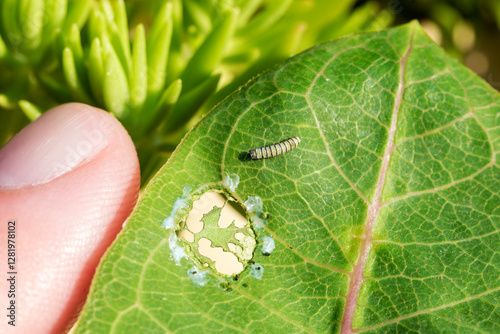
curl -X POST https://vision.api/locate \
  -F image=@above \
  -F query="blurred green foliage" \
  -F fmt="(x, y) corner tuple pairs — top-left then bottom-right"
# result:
(0, 0), (394, 184)
(376, 0), (500, 87)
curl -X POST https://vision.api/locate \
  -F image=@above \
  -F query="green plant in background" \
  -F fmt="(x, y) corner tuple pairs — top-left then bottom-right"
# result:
(0, 0), (393, 185)
(0, 0), (92, 147)
(378, 0), (500, 84)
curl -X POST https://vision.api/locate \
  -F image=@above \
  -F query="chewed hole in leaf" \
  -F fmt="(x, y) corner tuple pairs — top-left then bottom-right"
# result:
(177, 190), (257, 277)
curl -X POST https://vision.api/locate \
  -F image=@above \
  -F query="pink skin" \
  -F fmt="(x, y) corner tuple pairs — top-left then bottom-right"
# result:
(0, 103), (140, 333)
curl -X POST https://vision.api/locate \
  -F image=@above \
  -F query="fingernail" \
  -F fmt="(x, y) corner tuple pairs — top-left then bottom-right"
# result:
(0, 103), (110, 189)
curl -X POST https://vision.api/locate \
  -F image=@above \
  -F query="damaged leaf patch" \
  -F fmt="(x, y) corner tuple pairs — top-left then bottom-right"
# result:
(177, 190), (256, 276)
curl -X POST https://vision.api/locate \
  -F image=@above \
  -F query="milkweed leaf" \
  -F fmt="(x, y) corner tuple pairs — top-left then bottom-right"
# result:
(74, 22), (499, 333)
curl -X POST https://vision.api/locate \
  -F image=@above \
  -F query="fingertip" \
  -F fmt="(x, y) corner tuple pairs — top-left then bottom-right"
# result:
(0, 103), (139, 189)
(0, 103), (140, 333)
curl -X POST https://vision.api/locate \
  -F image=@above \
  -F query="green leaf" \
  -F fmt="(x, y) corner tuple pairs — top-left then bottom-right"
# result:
(111, 0), (130, 63)
(88, 38), (105, 105)
(130, 24), (147, 109)
(87, 10), (107, 44)
(102, 0), (132, 80)
(155, 78), (182, 119)
(166, 0), (184, 80)
(18, 99), (41, 120)
(38, 73), (72, 102)
(184, 0), (212, 35)
(238, 0), (263, 27)
(237, 0), (293, 37)
(321, 2), (382, 42)
(75, 22), (499, 333)
(19, 0), (44, 51)
(162, 74), (220, 133)
(180, 7), (239, 92)
(1, 0), (22, 52)
(102, 35), (130, 119)
(0, 33), (6, 59)
(41, 0), (67, 44)
(66, 24), (84, 79)
(147, 3), (173, 97)
(146, 0), (172, 50)
(63, 0), (92, 31)
(62, 47), (92, 104)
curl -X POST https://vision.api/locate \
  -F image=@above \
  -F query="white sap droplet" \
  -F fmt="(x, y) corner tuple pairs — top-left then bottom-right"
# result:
(169, 233), (187, 265)
(252, 216), (267, 229)
(244, 196), (267, 229)
(244, 196), (263, 213)
(249, 264), (264, 280)
(187, 266), (208, 287)
(161, 185), (192, 229)
(261, 235), (275, 255)
(223, 172), (240, 192)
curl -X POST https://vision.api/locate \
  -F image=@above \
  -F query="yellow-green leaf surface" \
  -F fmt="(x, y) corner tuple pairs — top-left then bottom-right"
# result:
(74, 22), (499, 333)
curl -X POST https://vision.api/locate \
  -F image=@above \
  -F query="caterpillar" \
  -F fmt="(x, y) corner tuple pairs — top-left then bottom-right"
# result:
(249, 137), (301, 160)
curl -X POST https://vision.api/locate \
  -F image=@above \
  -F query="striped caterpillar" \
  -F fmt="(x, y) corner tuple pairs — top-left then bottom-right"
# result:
(249, 137), (301, 160)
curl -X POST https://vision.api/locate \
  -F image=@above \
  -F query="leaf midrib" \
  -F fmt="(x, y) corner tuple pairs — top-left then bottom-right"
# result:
(340, 29), (415, 334)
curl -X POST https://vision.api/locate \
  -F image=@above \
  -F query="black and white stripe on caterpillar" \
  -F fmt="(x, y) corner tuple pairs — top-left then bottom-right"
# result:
(249, 137), (301, 160)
